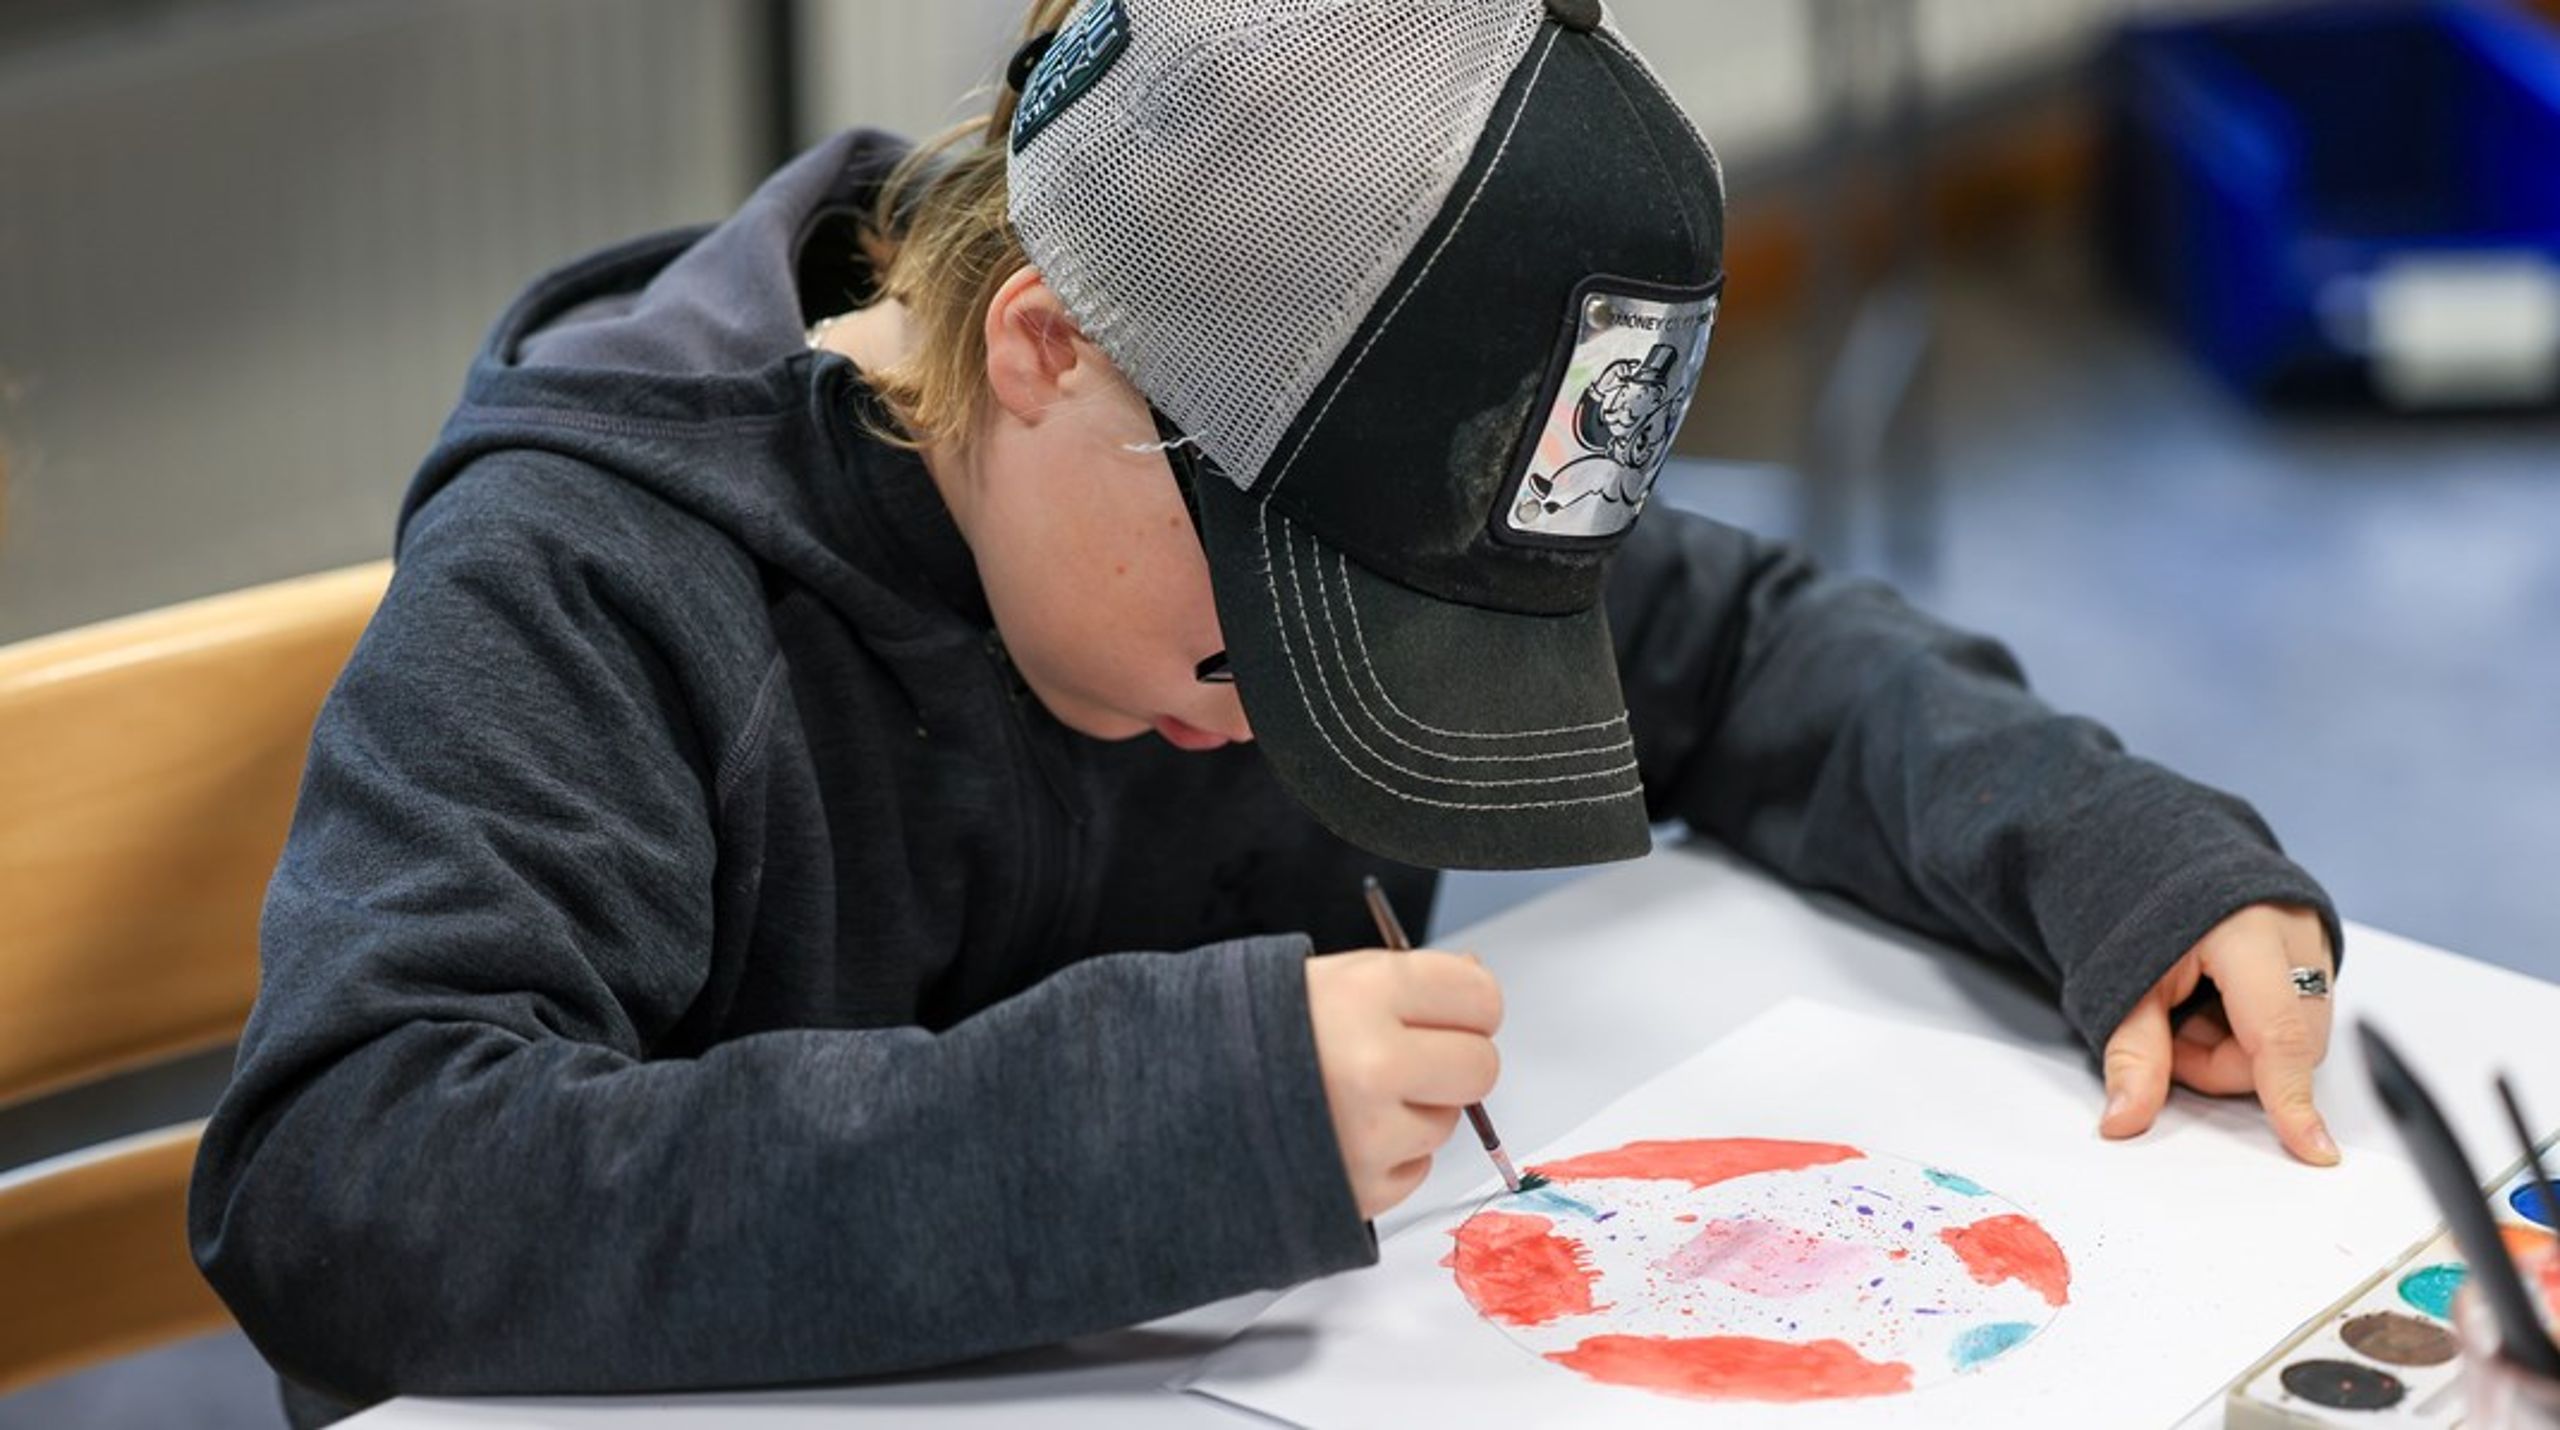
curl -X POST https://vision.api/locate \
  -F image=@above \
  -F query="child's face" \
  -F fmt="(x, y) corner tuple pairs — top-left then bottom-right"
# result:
(963, 272), (1251, 753)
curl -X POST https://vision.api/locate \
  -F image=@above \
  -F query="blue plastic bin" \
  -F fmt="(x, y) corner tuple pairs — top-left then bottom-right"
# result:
(2105, 0), (2560, 402)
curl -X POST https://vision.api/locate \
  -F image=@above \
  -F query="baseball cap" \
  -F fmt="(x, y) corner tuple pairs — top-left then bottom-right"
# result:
(1007, 0), (1724, 871)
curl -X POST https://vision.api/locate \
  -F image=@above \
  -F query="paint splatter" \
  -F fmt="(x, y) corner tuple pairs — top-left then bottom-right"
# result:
(1535, 1138), (1863, 1189)
(1657, 1218), (1882, 1299)
(1546, 1334), (1914, 1401)
(2397, 1263), (2467, 1320)
(1925, 1168), (1991, 1197)
(1940, 1214), (2072, 1306)
(1949, 1320), (2039, 1370)
(1444, 1212), (1605, 1328)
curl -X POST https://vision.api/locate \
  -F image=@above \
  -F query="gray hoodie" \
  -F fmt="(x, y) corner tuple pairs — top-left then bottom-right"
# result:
(188, 129), (2337, 1426)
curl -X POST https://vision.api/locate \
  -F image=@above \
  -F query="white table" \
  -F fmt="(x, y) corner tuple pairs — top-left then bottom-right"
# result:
(351, 841), (2560, 1429)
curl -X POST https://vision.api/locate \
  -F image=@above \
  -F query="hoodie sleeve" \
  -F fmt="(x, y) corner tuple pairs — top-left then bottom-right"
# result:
(1604, 507), (2340, 1050)
(188, 477), (1372, 1408)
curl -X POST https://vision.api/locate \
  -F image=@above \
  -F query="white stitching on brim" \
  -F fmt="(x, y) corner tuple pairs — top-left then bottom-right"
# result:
(1260, 509), (1643, 812)
(1312, 548), (1632, 762)
(1274, 526), (1617, 787)
(1288, 528), (1632, 787)
(1336, 551), (1628, 743)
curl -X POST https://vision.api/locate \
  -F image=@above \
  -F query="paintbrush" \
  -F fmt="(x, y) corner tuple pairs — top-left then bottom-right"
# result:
(2495, 1073), (2560, 1268)
(2358, 1021), (2560, 1378)
(1361, 875), (1546, 1196)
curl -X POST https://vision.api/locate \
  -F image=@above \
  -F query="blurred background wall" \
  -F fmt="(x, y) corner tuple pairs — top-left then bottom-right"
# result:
(0, 0), (2264, 645)
(0, 0), (761, 641)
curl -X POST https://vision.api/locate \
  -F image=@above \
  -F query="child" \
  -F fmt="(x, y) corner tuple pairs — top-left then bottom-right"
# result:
(191, 1), (2344, 1423)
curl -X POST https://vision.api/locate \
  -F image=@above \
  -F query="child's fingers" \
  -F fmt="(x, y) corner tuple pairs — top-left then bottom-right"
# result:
(2175, 1003), (2227, 1046)
(1381, 1154), (1435, 1207)
(2169, 1026), (2256, 1096)
(1388, 1104), (1463, 1167)
(2100, 990), (2174, 1138)
(2208, 916), (2339, 1166)
(1388, 951), (1504, 1034)
(1396, 1028), (1501, 1108)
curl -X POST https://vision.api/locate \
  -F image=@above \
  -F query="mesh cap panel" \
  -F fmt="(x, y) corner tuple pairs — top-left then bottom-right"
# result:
(1009, 0), (1546, 488)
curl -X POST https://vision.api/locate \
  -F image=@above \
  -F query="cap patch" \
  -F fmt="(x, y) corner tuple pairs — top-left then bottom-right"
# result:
(1499, 279), (1718, 542)
(1011, 0), (1131, 154)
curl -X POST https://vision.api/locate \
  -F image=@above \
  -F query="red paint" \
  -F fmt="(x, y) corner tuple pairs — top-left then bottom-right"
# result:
(1445, 1212), (1605, 1327)
(1534, 1137), (1864, 1189)
(1940, 1213), (2072, 1306)
(1547, 1333), (1914, 1401)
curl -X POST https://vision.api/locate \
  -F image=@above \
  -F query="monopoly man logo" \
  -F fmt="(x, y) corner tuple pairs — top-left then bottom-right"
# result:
(1500, 281), (1719, 542)
(1011, 0), (1130, 153)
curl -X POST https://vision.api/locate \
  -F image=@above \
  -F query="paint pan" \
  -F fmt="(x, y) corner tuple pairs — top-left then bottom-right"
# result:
(2227, 1131), (2560, 1428)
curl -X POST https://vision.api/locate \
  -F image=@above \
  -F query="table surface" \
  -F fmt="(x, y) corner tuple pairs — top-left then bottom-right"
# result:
(351, 842), (2560, 1429)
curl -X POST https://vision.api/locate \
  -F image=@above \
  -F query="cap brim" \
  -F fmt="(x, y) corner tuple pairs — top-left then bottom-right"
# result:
(1189, 474), (1653, 871)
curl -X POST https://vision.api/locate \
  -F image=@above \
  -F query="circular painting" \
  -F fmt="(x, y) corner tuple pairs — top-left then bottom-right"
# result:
(1443, 1138), (2071, 1402)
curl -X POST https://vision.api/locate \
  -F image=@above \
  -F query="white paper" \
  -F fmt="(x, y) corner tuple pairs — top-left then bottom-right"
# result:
(1183, 999), (2440, 1430)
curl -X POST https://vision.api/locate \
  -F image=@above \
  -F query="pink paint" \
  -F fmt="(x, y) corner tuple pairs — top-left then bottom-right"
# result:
(1535, 1137), (1864, 1189)
(1444, 1212), (1607, 1328)
(1656, 1217), (1883, 1299)
(1547, 1333), (1915, 1401)
(1940, 1213), (2072, 1306)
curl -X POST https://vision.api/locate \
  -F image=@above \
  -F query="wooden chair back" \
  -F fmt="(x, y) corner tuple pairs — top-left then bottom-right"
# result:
(0, 1123), (224, 1396)
(0, 561), (392, 1393)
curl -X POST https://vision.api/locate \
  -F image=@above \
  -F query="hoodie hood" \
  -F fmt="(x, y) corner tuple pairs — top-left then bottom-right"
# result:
(397, 128), (990, 652)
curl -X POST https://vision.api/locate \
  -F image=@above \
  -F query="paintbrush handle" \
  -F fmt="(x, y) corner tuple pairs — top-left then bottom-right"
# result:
(2496, 1076), (2560, 1254)
(1361, 876), (1522, 1193)
(1361, 876), (1411, 951)
(2361, 1022), (2560, 1378)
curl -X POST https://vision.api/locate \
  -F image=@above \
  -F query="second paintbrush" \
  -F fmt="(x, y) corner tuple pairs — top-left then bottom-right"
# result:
(1360, 875), (1545, 1196)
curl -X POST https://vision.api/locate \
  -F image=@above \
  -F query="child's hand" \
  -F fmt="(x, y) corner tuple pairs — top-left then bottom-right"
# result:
(1306, 949), (1505, 1219)
(2098, 902), (2340, 1165)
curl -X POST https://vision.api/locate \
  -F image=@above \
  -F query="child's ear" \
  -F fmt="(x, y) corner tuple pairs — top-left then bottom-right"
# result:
(983, 266), (1089, 425)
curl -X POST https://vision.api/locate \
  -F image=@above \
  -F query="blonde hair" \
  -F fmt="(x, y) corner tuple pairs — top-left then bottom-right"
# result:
(855, 0), (1088, 456)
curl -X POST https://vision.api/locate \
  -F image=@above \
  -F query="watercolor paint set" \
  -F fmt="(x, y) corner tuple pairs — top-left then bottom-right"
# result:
(2226, 1134), (2560, 1427)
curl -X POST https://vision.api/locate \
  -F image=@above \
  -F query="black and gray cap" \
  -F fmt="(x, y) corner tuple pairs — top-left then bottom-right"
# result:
(1009, 0), (1724, 871)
